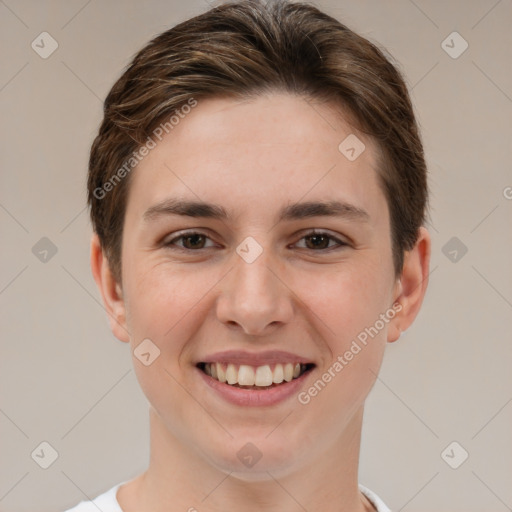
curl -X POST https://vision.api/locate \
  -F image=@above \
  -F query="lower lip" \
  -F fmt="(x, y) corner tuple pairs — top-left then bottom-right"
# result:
(197, 367), (312, 407)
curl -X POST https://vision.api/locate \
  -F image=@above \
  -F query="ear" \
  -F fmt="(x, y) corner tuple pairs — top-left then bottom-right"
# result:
(387, 227), (431, 343)
(90, 233), (130, 343)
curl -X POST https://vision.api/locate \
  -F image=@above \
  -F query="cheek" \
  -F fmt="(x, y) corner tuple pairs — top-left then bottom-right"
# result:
(299, 262), (394, 410)
(296, 268), (390, 415)
(123, 262), (229, 395)
(126, 263), (214, 336)
(294, 261), (391, 406)
(123, 265), (211, 428)
(294, 260), (393, 344)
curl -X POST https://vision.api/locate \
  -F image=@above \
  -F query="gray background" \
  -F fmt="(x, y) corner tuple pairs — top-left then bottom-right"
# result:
(1, 0), (511, 511)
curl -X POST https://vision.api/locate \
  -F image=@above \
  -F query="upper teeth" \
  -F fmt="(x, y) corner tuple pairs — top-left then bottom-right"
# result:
(203, 363), (304, 386)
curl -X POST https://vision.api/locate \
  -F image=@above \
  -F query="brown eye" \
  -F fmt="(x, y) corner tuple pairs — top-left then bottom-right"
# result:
(181, 234), (206, 249)
(165, 231), (215, 250)
(295, 231), (347, 251)
(304, 233), (331, 250)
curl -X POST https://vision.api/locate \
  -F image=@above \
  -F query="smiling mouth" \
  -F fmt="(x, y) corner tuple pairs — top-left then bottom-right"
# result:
(197, 362), (315, 389)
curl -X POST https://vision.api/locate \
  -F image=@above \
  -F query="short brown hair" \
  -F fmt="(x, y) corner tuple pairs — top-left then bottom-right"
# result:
(88, 0), (428, 283)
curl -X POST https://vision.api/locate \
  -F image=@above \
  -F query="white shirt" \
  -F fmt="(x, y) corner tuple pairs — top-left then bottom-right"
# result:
(63, 482), (391, 511)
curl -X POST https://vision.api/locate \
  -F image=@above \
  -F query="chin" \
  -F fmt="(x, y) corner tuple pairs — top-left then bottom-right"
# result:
(203, 435), (307, 480)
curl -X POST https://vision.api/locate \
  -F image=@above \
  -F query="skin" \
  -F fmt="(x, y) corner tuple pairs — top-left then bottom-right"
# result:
(91, 93), (431, 512)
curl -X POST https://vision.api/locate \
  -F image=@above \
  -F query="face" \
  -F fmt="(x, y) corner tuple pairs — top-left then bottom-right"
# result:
(108, 93), (407, 478)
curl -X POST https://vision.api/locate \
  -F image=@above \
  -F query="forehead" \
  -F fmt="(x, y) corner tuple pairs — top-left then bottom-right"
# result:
(126, 93), (387, 224)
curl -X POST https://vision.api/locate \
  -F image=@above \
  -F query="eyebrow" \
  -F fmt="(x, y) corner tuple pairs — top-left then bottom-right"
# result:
(143, 198), (370, 223)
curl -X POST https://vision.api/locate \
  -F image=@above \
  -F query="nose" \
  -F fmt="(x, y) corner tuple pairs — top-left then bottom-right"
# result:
(215, 245), (294, 336)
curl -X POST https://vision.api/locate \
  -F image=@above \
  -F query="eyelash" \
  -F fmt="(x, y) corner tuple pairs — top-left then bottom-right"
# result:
(163, 230), (348, 252)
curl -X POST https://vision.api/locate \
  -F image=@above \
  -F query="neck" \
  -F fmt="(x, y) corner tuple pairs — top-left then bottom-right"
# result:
(118, 406), (375, 512)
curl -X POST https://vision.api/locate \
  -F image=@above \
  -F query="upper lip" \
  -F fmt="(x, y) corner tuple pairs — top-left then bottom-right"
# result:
(198, 350), (315, 367)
